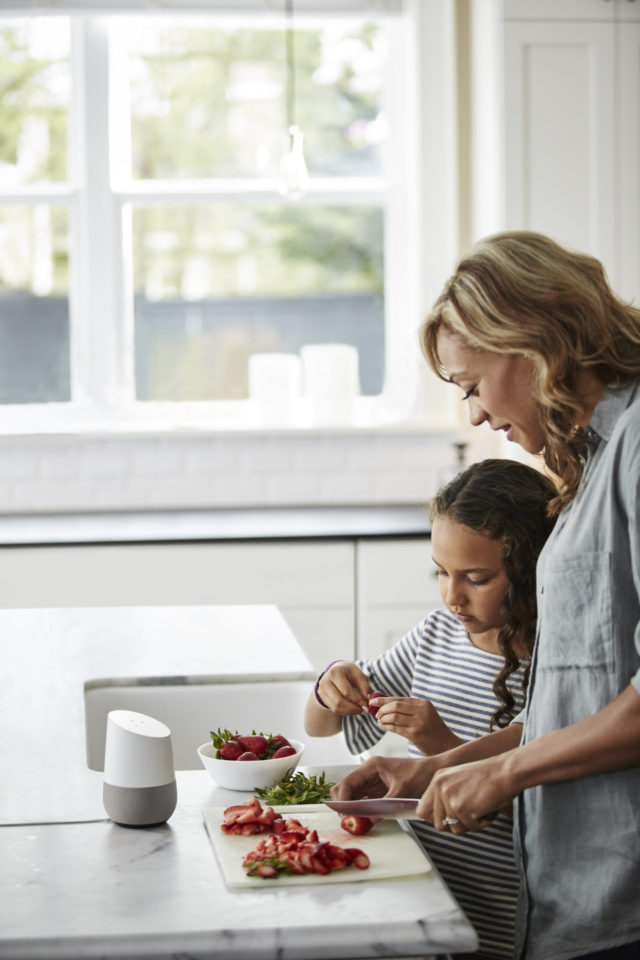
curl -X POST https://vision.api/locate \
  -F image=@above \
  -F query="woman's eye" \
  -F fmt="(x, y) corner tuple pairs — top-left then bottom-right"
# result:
(468, 577), (489, 586)
(461, 385), (476, 401)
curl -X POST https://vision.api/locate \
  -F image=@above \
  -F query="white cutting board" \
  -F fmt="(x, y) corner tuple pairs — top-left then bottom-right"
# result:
(203, 803), (431, 888)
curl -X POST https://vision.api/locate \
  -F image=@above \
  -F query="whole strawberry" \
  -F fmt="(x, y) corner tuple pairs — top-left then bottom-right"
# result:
(219, 739), (244, 761)
(237, 734), (268, 758)
(238, 750), (261, 761)
(340, 814), (374, 836)
(271, 745), (296, 759)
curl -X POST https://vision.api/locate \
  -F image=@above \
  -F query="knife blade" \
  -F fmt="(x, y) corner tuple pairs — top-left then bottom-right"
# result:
(324, 797), (420, 819)
(324, 798), (500, 822)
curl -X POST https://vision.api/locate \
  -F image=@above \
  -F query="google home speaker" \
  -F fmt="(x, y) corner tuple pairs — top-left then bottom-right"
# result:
(103, 710), (177, 827)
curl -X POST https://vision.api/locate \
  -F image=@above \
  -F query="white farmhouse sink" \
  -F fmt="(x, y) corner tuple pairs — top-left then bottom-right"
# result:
(85, 678), (357, 771)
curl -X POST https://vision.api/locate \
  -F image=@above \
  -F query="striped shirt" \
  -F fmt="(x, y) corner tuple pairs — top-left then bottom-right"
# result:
(342, 608), (529, 960)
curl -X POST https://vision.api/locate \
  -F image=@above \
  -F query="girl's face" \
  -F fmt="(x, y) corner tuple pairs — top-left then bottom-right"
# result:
(436, 328), (546, 454)
(431, 514), (510, 652)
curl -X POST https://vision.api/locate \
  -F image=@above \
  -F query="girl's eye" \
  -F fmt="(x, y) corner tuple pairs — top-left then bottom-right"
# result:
(468, 577), (490, 586)
(461, 385), (476, 401)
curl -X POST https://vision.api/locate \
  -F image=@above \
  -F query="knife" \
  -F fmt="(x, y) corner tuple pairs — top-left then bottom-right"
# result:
(324, 798), (499, 822)
(324, 797), (420, 819)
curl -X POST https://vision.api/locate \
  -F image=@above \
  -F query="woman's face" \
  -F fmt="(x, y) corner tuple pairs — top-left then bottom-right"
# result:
(437, 328), (546, 454)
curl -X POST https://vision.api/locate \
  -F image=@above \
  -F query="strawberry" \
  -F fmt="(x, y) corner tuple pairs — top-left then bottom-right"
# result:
(268, 734), (291, 750)
(271, 744), (296, 759)
(237, 750), (260, 761)
(367, 690), (387, 717)
(340, 814), (374, 836)
(236, 734), (268, 757)
(344, 848), (370, 870)
(218, 739), (244, 761)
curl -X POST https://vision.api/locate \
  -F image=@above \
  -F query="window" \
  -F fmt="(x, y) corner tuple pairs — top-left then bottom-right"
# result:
(0, 1), (421, 431)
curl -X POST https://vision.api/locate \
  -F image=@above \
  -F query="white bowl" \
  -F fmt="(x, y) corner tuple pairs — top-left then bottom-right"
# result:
(197, 738), (305, 791)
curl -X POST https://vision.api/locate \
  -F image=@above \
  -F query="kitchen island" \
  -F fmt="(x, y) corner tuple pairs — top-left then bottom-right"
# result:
(1, 768), (478, 960)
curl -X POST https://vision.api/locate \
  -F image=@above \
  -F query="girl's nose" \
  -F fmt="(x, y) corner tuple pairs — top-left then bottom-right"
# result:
(445, 579), (466, 609)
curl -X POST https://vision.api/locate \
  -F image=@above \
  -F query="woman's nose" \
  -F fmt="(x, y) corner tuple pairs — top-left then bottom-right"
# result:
(468, 397), (487, 427)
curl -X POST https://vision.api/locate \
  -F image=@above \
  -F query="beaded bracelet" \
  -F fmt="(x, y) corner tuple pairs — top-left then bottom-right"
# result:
(314, 659), (344, 709)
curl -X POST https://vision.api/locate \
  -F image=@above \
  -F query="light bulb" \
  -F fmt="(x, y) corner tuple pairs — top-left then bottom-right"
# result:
(279, 125), (309, 200)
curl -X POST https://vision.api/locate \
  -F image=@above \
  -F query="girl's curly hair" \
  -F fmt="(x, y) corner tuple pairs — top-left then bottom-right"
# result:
(430, 458), (556, 728)
(421, 231), (640, 515)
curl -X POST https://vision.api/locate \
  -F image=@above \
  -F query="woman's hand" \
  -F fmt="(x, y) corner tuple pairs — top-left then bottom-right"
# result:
(417, 750), (520, 833)
(373, 696), (465, 755)
(330, 755), (437, 801)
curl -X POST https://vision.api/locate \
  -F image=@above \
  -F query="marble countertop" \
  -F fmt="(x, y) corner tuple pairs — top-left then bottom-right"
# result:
(0, 605), (313, 824)
(0, 505), (430, 546)
(0, 769), (478, 960)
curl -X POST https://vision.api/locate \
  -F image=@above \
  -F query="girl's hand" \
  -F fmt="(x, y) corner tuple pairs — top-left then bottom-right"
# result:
(373, 696), (464, 755)
(416, 750), (519, 833)
(317, 661), (371, 716)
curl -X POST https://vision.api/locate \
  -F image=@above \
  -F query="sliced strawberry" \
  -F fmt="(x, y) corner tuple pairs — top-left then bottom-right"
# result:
(306, 828), (318, 843)
(297, 847), (315, 872)
(309, 854), (331, 875)
(218, 739), (245, 761)
(236, 734), (268, 757)
(283, 817), (304, 831)
(271, 744), (297, 759)
(340, 814), (374, 836)
(271, 817), (286, 836)
(223, 798), (261, 818)
(344, 848), (371, 870)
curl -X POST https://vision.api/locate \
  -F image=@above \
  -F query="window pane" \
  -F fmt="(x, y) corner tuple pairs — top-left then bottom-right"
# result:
(0, 205), (70, 402)
(124, 18), (386, 179)
(0, 18), (70, 186)
(131, 204), (383, 401)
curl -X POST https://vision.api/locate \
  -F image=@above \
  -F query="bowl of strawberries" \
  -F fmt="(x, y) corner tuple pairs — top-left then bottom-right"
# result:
(197, 728), (305, 791)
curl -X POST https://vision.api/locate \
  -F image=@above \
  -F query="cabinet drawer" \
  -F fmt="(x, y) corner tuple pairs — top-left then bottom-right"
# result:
(356, 540), (438, 607)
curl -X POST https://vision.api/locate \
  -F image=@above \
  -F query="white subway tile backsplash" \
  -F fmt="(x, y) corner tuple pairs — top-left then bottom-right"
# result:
(0, 428), (474, 514)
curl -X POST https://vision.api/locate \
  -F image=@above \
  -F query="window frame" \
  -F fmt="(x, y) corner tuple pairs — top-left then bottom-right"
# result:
(0, 0), (454, 436)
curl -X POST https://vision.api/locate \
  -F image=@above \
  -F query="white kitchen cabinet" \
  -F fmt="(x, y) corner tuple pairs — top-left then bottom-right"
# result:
(0, 535), (438, 674)
(356, 539), (442, 662)
(503, 18), (616, 274)
(498, 0), (640, 304)
(0, 541), (355, 671)
(617, 21), (640, 303)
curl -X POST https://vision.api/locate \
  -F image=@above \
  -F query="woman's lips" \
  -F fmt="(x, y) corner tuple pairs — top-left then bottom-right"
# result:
(453, 612), (474, 623)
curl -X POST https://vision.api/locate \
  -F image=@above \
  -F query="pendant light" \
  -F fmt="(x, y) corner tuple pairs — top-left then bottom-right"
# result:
(279, 0), (309, 199)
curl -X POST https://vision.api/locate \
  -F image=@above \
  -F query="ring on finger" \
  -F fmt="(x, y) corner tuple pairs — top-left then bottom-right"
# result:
(442, 816), (460, 827)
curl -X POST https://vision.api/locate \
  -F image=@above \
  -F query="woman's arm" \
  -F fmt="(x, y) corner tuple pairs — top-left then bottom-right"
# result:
(331, 722), (522, 800)
(419, 683), (640, 831)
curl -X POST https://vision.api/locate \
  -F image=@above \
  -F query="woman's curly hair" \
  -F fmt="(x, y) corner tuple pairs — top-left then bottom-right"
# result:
(430, 458), (556, 729)
(421, 231), (640, 515)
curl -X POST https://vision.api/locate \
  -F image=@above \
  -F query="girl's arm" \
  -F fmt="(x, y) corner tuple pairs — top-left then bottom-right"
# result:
(418, 683), (640, 830)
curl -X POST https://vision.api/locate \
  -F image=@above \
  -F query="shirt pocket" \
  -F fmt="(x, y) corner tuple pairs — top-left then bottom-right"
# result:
(537, 551), (614, 670)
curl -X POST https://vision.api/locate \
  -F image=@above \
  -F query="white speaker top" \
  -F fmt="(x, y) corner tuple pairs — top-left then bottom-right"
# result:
(104, 710), (175, 789)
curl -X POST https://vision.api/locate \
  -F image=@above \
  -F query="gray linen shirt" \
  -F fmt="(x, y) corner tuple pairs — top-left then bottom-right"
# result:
(513, 380), (640, 960)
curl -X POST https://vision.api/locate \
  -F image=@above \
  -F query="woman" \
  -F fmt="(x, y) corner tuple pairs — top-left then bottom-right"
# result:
(331, 232), (640, 960)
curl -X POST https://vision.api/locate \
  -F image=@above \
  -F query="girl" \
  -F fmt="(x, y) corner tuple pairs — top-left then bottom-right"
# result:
(305, 458), (556, 960)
